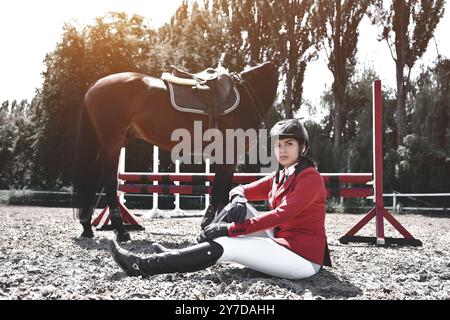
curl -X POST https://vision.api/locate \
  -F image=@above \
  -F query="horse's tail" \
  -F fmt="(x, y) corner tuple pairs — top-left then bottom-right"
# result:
(72, 99), (102, 221)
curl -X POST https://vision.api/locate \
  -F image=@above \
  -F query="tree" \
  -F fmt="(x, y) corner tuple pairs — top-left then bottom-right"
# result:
(221, 0), (321, 119)
(0, 101), (17, 188)
(396, 59), (450, 196)
(0, 99), (38, 188)
(158, 0), (228, 71)
(275, 0), (318, 118)
(317, 68), (399, 190)
(222, 0), (278, 70)
(306, 120), (333, 172)
(313, 0), (372, 169)
(37, 13), (159, 188)
(371, 0), (445, 146)
(339, 70), (378, 174)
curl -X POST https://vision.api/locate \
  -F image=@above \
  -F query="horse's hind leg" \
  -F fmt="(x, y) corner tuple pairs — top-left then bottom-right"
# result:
(101, 147), (131, 242)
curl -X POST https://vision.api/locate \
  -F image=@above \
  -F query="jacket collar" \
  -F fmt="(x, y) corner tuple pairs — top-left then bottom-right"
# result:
(272, 158), (316, 200)
(283, 162), (298, 178)
(274, 162), (298, 198)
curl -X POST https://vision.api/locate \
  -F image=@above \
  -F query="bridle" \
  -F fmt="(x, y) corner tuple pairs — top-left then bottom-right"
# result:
(231, 72), (266, 123)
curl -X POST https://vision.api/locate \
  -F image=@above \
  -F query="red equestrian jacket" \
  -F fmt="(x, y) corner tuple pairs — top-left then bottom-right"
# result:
(227, 163), (332, 267)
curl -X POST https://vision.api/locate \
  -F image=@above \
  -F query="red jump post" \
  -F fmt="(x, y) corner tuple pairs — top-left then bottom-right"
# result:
(339, 80), (422, 246)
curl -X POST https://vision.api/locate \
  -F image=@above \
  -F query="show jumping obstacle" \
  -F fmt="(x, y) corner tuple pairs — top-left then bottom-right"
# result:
(339, 80), (422, 246)
(92, 80), (422, 247)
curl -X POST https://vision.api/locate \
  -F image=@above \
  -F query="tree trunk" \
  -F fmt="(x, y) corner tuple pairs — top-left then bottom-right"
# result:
(285, 67), (294, 118)
(333, 91), (344, 169)
(393, 0), (408, 147)
(285, 1), (296, 119)
(396, 75), (407, 146)
(332, 1), (343, 170)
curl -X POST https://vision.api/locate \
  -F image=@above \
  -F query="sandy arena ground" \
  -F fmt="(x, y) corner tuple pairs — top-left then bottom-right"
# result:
(0, 205), (448, 300)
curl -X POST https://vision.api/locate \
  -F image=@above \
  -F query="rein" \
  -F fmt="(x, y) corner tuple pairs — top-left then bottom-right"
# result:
(232, 72), (266, 123)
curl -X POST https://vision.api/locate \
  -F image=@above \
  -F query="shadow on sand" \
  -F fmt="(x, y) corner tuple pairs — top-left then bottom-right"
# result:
(74, 238), (362, 299)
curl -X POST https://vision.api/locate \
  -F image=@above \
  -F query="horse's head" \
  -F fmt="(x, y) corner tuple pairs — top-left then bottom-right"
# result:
(238, 62), (279, 120)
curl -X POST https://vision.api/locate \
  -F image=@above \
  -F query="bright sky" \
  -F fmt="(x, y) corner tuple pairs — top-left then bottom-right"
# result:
(1, 0), (450, 113)
(0, 0), (184, 103)
(301, 1), (450, 119)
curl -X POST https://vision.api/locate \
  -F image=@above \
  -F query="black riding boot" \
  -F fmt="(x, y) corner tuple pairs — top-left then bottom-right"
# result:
(110, 207), (131, 242)
(151, 242), (171, 253)
(109, 240), (223, 277)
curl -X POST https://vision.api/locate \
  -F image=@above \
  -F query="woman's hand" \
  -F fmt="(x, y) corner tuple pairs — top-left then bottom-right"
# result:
(224, 194), (247, 223)
(197, 222), (230, 242)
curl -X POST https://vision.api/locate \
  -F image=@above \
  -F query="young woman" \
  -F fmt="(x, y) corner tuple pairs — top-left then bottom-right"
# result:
(109, 118), (331, 279)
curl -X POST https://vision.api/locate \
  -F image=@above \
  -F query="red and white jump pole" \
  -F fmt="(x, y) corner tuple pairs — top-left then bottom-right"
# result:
(339, 80), (422, 246)
(169, 159), (188, 216)
(200, 158), (211, 216)
(146, 146), (170, 219)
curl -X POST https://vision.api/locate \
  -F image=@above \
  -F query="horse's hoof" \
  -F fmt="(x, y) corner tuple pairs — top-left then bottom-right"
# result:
(80, 222), (94, 238)
(80, 229), (94, 238)
(116, 232), (131, 243)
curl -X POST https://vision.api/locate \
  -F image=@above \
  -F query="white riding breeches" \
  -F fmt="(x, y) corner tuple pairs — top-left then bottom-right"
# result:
(214, 237), (321, 279)
(213, 204), (321, 280)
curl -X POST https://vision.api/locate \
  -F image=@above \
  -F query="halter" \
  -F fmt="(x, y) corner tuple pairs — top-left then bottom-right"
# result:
(232, 72), (266, 123)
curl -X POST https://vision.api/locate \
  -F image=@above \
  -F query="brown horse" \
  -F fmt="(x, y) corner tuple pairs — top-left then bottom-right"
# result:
(73, 62), (278, 241)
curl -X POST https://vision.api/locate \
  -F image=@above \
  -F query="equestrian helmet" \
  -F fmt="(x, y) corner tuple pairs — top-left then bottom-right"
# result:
(270, 118), (309, 155)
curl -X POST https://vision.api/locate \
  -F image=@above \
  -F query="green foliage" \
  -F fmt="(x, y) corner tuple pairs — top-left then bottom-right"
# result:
(221, 0), (279, 69)
(370, 0), (445, 145)
(396, 59), (450, 194)
(313, 0), (373, 166)
(158, 0), (228, 71)
(318, 60), (449, 201)
(305, 120), (333, 172)
(317, 68), (400, 197)
(220, 0), (321, 118)
(339, 70), (376, 173)
(396, 134), (450, 193)
(35, 12), (161, 188)
(412, 59), (450, 150)
(274, 0), (319, 118)
(0, 99), (39, 188)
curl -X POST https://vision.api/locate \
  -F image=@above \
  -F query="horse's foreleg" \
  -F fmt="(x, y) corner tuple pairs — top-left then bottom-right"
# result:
(102, 149), (131, 242)
(200, 163), (236, 229)
(79, 206), (95, 238)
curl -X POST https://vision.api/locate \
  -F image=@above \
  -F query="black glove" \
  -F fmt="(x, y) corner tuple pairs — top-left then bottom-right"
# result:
(224, 194), (247, 223)
(197, 222), (230, 243)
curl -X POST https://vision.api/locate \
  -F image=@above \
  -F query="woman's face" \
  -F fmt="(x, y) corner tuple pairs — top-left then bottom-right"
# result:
(274, 138), (302, 168)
